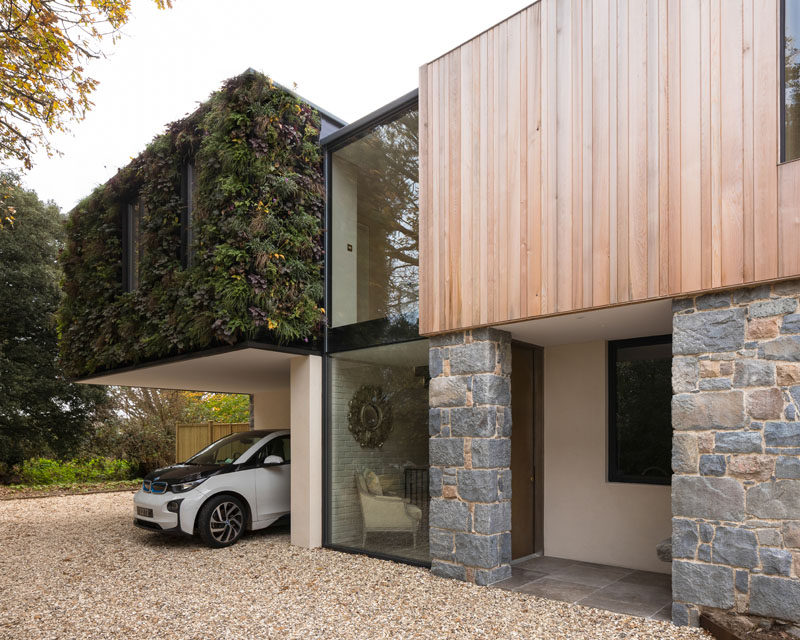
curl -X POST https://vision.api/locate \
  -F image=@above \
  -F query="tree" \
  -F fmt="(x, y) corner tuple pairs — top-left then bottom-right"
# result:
(356, 109), (419, 322)
(182, 392), (250, 424)
(85, 386), (188, 475)
(0, 0), (171, 170)
(0, 172), (108, 466)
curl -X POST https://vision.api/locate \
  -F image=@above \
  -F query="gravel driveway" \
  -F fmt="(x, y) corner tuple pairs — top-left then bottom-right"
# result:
(0, 493), (710, 640)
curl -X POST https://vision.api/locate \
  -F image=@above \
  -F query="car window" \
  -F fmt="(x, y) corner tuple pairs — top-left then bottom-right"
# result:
(264, 436), (290, 463)
(187, 432), (265, 465)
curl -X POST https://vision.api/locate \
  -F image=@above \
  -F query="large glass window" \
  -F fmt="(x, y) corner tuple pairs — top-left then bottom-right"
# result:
(327, 340), (430, 564)
(330, 108), (419, 328)
(784, 0), (800, 162)
(608, 336), (672, 485)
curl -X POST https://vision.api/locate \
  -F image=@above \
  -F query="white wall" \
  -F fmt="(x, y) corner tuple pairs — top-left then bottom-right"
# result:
(543, 341), (672, 574)
(252, 389), (290, 429)
(289, 355), (323, 549)
(331, 156), (358, 328)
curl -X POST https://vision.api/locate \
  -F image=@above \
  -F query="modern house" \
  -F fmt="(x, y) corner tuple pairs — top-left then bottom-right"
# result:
(60, 0), (800, 628)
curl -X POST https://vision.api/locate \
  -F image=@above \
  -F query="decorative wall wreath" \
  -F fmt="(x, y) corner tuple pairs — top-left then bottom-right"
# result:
(347, 384), (393, 448)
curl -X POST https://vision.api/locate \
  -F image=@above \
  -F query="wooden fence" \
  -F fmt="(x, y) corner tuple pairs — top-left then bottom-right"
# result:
(175, 422), (251, 463)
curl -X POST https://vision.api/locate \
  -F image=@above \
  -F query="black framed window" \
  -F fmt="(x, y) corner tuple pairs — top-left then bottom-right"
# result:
(322, 92), (429, 566)
(608, 335), (672, 485)
(326, 341), (430, 565)
(124, 199), (144, 291)
(783, 0), (800, 162)
(328, 105), (419, 331)
(180, 164), (196, 268)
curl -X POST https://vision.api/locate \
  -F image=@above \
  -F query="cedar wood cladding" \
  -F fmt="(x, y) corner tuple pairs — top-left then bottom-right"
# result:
(418, 0), (800, 335)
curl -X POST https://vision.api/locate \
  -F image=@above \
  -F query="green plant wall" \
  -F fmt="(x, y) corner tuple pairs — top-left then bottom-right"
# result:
(59, 72), (325, 377)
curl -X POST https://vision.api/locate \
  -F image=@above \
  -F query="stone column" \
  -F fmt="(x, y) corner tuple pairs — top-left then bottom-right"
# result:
(428, 328), (512, 586)
(671, 282), (800, 626)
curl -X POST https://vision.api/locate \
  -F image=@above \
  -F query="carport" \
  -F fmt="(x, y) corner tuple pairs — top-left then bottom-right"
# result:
(77, 343), (322, 549)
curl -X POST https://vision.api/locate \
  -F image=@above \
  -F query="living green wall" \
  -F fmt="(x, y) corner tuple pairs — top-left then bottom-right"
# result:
(59, 72), (325, 377)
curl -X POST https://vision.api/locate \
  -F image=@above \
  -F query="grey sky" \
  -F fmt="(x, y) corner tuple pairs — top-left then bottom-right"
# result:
(21, 0), (526, 213)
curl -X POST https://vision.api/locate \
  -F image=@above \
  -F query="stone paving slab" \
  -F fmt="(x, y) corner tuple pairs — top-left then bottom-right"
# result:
(495, 555), (674, 622)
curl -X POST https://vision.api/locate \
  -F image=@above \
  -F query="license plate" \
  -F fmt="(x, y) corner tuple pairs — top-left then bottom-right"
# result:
(136, 506), (153, 518)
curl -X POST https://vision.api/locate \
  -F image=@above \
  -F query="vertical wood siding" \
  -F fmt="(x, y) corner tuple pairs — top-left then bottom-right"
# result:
(418, 0), (789, 335)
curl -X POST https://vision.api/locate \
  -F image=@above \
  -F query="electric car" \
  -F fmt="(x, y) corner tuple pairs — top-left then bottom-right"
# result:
(133, 429), (290, 547)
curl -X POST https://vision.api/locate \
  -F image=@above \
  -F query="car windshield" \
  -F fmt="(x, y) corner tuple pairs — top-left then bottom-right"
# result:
(186, 432), (264, 465)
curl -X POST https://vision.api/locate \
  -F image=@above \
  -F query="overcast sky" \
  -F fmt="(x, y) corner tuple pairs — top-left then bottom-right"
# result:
(21, 0), (526, 213)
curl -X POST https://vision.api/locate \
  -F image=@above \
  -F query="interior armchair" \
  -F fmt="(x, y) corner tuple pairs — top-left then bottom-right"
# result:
(355, 469), (422, 547)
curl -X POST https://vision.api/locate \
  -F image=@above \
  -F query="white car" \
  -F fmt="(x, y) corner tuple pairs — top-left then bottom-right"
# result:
(133, 429), (290, 547)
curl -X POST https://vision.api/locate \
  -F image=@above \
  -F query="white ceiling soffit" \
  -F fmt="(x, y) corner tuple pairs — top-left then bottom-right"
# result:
(505, 299), (673, 347)
(76, 348), (295, 394)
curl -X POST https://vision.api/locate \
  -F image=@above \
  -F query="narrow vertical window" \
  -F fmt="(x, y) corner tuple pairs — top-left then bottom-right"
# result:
(127, 200), (143, 291)
(181, 164), (196, 268)
(783, 0), (800, 162)
(608, 335), (672, 485)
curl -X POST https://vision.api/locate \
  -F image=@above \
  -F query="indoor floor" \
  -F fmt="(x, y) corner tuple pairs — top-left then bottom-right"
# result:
(495, 556), (672, 620)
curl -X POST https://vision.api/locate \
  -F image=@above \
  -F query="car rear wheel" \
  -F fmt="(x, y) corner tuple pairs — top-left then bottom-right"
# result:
(198, 495), (246, 548)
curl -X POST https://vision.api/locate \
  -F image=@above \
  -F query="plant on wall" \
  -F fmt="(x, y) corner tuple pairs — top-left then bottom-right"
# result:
(58, 71), (325, 377)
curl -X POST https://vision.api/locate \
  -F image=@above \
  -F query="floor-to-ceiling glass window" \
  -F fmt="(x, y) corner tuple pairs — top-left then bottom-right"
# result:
(324, 95), (429, 564)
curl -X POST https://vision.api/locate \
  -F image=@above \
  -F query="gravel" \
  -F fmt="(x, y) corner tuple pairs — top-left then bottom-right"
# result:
(0, 493), (711, 640)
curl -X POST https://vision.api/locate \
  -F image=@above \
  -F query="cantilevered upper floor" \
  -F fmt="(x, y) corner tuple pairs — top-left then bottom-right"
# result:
(418, 0), (800, 335)
(59, 71), (345, 379)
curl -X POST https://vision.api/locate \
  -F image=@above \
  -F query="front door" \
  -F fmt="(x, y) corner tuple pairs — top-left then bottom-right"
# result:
(510, 343), (542, 560)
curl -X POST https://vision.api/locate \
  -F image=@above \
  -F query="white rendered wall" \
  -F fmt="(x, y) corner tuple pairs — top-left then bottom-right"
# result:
(543, 340), (672, 574)
(289, 355), (322, 549)
(252, 389), (290, 429)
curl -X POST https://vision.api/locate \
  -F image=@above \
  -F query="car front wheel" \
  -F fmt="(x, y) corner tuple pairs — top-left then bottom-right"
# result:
(198, 495), (246, 548)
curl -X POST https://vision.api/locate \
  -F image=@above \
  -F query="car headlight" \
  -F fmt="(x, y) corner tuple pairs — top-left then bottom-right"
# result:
(170, 478), (206, 493)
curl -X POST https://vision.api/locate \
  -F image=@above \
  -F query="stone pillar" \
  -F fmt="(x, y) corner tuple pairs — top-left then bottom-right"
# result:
(428, 328), (512, 586)
(672, 282), (800, 626)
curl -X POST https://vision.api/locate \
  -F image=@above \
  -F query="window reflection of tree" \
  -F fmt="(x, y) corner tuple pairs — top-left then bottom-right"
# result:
(786, 29), (800, 161)
(357, 110), (419, 323)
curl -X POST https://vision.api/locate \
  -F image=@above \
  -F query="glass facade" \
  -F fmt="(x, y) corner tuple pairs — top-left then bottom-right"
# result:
(330, 108), (419, 328)
(327, 342), (430, 563)
(325, 99), (429, 564)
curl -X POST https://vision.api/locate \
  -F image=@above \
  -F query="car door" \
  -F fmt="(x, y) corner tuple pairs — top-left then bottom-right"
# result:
(255, 434), (290, 521)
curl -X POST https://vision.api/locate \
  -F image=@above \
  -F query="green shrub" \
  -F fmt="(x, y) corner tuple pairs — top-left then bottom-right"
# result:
(17, 457), (135, 485)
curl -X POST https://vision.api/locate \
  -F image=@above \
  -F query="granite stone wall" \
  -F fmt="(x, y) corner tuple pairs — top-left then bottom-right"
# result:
(672, 281), (800, 626)
(428, 328), (513, 586)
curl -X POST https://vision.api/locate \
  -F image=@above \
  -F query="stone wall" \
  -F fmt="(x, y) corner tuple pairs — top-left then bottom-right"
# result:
(672, 281), (800, 626)
(428, 328), (512, 586)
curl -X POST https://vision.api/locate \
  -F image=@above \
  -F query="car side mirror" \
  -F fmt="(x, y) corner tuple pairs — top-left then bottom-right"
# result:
(263, 455), (284, 466)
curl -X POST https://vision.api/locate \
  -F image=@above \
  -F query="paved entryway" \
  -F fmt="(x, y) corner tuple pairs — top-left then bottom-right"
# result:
(495, 556), (673, 620)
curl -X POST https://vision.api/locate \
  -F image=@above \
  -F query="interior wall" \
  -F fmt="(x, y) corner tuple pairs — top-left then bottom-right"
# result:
(252, 389), (290, 429)
(328, 356), (429, 547)
(331, 156), (358, 327)
(543, 340), (672, 574)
